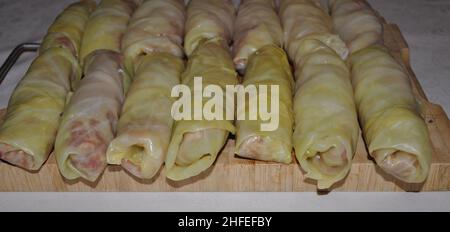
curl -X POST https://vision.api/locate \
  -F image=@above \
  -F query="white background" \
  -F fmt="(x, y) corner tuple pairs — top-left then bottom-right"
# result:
(0, 0), (449, 211)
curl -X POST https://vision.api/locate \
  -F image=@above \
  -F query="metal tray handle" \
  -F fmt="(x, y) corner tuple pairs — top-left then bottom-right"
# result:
(0, 43), (40, 85)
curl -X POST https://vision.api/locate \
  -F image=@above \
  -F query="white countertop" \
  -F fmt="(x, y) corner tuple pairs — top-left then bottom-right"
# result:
(0, 0), (449, 212)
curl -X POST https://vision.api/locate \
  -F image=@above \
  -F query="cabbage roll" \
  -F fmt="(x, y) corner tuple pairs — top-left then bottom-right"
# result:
(235, 45), (294, 163)
(40, 0), (96, 56)
(0, 48), (81, 171)
(184, 0), (236, 56)
(79, 0), (142, 65)
(329, 0), (383, 53)
(349, 46), (432, 183)
(279, 0), (348, 62)
(107, 53), (184, 179)
(121, 0), (185, 75)
(55, 50), (128, 182)
(293, 40), (359, 189)
(106, 0), (186, 179)
(165, 39), (238, 181)
(232, 0), (283, 72)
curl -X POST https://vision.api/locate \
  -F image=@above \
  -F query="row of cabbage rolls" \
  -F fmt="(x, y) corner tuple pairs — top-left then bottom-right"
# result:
(0, 0), (432, 189)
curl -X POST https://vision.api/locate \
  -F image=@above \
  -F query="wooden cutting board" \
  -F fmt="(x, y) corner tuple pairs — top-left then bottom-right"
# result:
(0, 14), (449, 192)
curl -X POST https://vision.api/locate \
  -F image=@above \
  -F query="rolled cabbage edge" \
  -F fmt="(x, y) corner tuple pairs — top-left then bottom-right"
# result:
(232, 0), (283, 72)
(235, 45), (294, 164)
(183, 0), (236, 56)
(279, 0), (349, 61)
(349, 46), (432, 183)
(79, 0), (142, 66)
(55, 50), (129, 182)
(106, 53), (184, 179)
(0, 48), (81, 171)
(328, 0), (383, 54)
(165, 39), (238, 181)
(106, 0), (186, 179)
(121, 0), (185, 76)
(40, 0), (97, 57)
(292, 39), (359, 189)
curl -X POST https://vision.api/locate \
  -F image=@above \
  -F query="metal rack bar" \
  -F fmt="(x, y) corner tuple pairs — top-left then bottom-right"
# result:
(0, 43), (40, 85)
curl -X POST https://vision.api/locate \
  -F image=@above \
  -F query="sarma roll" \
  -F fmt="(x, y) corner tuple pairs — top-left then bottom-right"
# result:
(79, 0), (142, 65)
(107, 0), (186, 179)
(279, 0), (348, 62)
(165, 38), (238, 181)
(40, 0), (96, 56)
(233, 0), (283, 72)
(292, 40), (359, 189)
(0, 48), (81, 171)
(235, 45), (294, 164)
(107, 53), (184, 179)
(349, 46), (432, 183)
(55, 50), (128, 182)
(184, 0), (236, 56)
(329, 0), (383, 53)
(121, 0), (185, 75)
